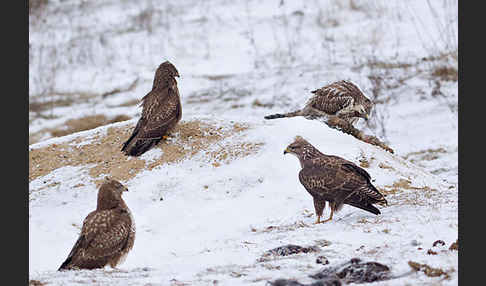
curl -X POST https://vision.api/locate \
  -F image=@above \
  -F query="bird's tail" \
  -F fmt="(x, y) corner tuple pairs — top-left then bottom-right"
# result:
(122, 138), (159, 157)
(347, 202), (381, 215)
(369, 183), (388, 206)
(58, 258), (72, 271)
(264, 110), (303, 120)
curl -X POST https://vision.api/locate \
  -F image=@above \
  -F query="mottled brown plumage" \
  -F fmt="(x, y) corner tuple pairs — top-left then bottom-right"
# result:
(58, 178), (135, 270)
(265, 80), (372, 125)
(122, 61), (182, 156)
(284, 136), (387, 223)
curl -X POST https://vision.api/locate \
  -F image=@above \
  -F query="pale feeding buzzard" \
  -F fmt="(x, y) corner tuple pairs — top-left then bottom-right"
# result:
(58, 178), (135, 270)
(265, 80), (372, 125)
(284, 136), (387, 223)
(121, 61), (182, 156)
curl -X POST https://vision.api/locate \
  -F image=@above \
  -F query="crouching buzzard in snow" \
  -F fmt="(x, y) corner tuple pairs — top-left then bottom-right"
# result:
(284, 136), (387, 223)
(122, 61), (182, 156)
(58, 178), (135, 270)
(265, 80), (372, 125)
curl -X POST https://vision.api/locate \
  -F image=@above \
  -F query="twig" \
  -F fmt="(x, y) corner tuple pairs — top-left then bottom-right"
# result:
(326, 116), (394, 154)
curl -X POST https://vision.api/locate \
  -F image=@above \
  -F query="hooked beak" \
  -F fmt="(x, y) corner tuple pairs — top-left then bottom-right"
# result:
(363, 113), (369, 121)
(124, 187), (129, 192)
(284, 148), (290, 155)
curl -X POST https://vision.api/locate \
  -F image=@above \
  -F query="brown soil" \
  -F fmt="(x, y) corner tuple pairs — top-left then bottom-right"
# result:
(29, 120), (262, 186)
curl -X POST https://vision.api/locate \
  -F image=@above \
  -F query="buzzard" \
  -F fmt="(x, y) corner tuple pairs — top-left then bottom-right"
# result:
(284, 136), (387, 223)
(121, 61), (182, 156)
(265, 80), (372, 125)
(58, 178), (135, 270)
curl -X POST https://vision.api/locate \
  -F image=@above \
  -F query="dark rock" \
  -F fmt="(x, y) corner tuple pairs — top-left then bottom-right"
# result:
(316, 255), (329, 265)
(266, 244), (320, 257)
(336, 261), (390, 283)
(267, 279), (305, 286)
(309, 278), (342, 286)
(267, 278), (341, 286)
(259, 244), (320, 262)
(311, 259), (391, 284)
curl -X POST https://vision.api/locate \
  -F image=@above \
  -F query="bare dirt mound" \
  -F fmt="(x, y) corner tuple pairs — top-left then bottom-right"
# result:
(29, 119), (263, 186)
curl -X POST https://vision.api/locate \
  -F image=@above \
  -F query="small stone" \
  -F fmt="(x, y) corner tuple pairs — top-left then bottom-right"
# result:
(411, 239), (420, 246)
(316, 255), (329, 265)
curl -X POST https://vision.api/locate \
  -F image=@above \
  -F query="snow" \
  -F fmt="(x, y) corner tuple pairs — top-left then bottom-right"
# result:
(29, 117), (457, 285)
(29, 0), (457, 285)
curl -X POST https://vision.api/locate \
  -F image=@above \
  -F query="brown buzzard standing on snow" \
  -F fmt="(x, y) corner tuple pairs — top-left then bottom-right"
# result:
(121, 61), (182, 156)
(284, 136), (387, 223)
(265, 80), (372, 125)
(58, 178), (135, 270)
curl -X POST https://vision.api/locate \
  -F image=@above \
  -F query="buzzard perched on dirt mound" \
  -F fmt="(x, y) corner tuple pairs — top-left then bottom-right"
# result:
(265, 80), (372, 125)
(122, 61), (182, 156)
(284, 136), (387, 223)
(58, 178), (135, 270)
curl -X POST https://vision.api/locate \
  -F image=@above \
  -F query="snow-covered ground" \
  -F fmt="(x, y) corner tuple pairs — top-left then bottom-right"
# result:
(29, 0), (458, 285)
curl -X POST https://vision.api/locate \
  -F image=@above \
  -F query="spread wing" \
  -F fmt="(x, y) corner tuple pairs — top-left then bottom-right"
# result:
(59, 209), (132, 270)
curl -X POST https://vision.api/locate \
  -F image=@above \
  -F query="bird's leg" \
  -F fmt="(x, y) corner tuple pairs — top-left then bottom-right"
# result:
(320, 208), (334, 223)
(162, 132), (177, 140)
(313, 199), (326, 224)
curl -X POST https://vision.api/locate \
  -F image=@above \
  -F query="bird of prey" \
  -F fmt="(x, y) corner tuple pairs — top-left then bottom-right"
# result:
(265, 80), (372, 125)
(121, 61), (182, 156)
(284, 136), (387, 223)
(58, 178), (135, 270)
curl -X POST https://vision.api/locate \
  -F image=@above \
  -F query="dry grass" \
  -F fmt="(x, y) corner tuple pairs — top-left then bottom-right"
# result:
(113, 98), (141, 107)
(29, 0), (49, 15)
(29, 280), (46, 286)
(49, 115), (132, 138)
(251, 221), (311, 234)
(30, 114), (132, 145)
(408, 261), (453, 280)
(29, 120), (261, 186)
(207, 142), (264, 167)
(29, 98), (75, 113)
(379, 178), (435, 196)
(378, 178), (439, 207)
(378, 162), (394, 170)
(448, 239), (458, 251)
(403, 147), (447, 163)
(431, 65), (458, 82)
(29, 92), (99, 114)
(358, 155), (375, 168)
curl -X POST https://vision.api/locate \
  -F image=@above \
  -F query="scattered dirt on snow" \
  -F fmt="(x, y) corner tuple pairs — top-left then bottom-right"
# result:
(407, 260), (454, 280)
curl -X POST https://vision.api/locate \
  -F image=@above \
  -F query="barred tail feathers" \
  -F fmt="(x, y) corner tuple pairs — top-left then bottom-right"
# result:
(264, 110), (303, 120)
